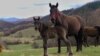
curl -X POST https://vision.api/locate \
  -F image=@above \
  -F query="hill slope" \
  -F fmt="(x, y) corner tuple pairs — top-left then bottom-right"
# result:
(0, 20), (15, 31)
(8, 27), (39, 38)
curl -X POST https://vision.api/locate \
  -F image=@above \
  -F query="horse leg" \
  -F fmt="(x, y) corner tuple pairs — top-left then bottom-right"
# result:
(58, 38), (61, 53)
(61, 36), (73, 56)
(83, 35), (89, 47)
(66, 35), (69, 53)
(77, 27), (83, 52)
(83, 36), (86, 47)
(75, 35), (82, 52)
(75, 35), (79, 52)
(97, 36), (100, 46)
(85, 36), (89, 47)
(43, 38), (48, 56)
(75, 30), (83, 52)
(95, 36), (99, 47)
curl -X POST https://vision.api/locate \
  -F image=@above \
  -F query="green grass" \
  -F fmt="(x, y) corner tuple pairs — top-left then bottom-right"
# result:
(0, 44), (100, 56)
(8, 44), (32, 50)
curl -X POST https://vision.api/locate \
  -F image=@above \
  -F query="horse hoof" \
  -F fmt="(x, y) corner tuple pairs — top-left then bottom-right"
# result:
(76, 49), (82, 52)
(58, 51), (61, 54)
(68, 53), (73, 56)
(44, 55), (48, 56)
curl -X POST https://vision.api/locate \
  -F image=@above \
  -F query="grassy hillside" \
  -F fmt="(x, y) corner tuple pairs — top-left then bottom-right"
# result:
(71, 1), (100, 14)
(63, 1), (100, 26)
(0, 20), (15, 31)
(8, 27), (39, 38)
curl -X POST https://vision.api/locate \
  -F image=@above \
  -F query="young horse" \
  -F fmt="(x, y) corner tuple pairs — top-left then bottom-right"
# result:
(33, 17), (73, 56)
(49, 3), (84, 52)
(83, 26), (100, 47)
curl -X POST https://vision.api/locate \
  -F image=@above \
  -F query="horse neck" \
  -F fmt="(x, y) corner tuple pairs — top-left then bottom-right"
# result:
(38, 23), (49, 33)
(55, 11), (66, 26)
(56, 10), (62, 18)
(56, 9), (66, 16)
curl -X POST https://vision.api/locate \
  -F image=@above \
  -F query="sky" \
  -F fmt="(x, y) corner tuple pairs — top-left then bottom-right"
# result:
(0, 0), (94, 18)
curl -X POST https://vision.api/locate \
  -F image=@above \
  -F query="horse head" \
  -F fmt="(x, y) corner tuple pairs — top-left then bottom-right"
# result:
(33, 17), (41, 30)
(49, 3), (60, 24)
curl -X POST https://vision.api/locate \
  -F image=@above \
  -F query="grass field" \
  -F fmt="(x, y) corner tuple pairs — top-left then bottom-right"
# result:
(0, 44), (100, 56)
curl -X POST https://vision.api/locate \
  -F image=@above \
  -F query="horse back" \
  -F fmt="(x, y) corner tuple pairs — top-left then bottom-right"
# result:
(83, 27), (98, 36)
(63, 15), (83, 34)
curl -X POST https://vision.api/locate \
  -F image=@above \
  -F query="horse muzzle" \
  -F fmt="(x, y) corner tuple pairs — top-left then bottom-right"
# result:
(34, 27), (38, 31)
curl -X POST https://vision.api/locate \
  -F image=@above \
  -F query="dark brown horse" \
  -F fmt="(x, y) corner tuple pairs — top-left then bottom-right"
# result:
(83, 26), (100, 47)
(49, 3), (84, 52)
(33, 17), (73, 56)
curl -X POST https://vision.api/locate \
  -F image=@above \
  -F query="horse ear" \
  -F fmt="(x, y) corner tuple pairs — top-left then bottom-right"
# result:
(49, 3), (52, 7)
(56, 2), (58, 7)
(33, 17), (36, 21)
(38, 17), (40, 20)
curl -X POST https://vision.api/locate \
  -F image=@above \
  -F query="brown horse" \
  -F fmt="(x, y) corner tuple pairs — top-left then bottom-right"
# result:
(33, 17), (73, 56)
(49, 3), (84, 52)
(83, 26), (100, 47)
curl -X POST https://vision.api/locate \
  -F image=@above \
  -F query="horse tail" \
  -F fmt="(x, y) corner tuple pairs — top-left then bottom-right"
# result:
(75, 15), (84, 46)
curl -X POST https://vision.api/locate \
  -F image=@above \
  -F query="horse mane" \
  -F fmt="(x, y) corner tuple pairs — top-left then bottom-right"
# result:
(58, 11), (84, 28)
(58, 10), (84, 22)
